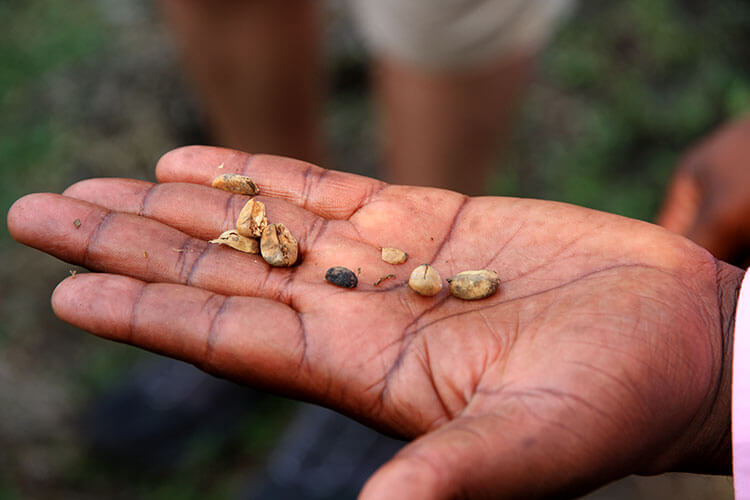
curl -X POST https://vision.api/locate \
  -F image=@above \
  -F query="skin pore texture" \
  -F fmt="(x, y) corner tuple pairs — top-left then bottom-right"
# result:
(7, 147), (744, 499)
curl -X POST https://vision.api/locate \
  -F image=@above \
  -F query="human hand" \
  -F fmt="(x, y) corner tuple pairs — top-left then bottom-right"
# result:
(658, 117), (750, 267)
(7, 147), (744, 499)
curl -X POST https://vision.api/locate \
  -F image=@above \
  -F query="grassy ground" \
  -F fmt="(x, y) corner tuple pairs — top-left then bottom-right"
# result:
(1, 0), (748, 498)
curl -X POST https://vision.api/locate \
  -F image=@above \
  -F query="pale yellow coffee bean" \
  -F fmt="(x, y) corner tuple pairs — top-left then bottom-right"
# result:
(211, 173), (259, 196)
(447, 270), (499, 300)
(408, 264), (442, 296)
(209, 230), (260, 254)
(260, 223), (298, 267)
(381, 247), (408, 265)
(236, 198), (268, 237)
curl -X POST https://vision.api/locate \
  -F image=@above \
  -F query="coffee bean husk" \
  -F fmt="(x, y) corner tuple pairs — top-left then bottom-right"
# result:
(236, 198), (268, 237)
(211, 173), (259, 196)
(209, 230), (260, 254)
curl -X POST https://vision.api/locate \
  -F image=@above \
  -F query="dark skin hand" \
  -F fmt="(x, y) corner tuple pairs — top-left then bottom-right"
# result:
(658, 116), (750, 267)
(7, 147), (745, 499)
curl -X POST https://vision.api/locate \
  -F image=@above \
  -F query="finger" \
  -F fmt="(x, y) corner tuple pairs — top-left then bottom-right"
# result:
(685, 201), (742, 261)
(63, 178), (322, 244)
(7, 193), (312, 300)
(155, 146), (387, 220)
(360, 417), (534, 500)
(655, 169), (701, 234)
(51, 273), (317, 398)
(61, 179), (390, 283)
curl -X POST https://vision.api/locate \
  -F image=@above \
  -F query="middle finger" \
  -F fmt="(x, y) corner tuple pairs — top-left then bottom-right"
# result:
(63, 178), (399, 288)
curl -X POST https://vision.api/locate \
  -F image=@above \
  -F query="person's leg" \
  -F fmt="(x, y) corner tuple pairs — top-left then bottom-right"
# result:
(159, 0), (324, 164)
(351, 0), (574, 195)
(373, 53), (534, 195)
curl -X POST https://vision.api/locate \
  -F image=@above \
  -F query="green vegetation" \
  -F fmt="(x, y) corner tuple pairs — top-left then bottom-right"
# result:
(499, 0), (750, 220)
(0, 0), (104, 227)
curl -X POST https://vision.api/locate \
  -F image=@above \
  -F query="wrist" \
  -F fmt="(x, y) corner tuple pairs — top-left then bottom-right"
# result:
(699, 261), (744, 473)
(656, 260), (744, 476)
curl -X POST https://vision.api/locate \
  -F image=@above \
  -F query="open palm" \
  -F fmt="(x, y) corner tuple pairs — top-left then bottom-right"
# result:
(8, 147), (739, 499)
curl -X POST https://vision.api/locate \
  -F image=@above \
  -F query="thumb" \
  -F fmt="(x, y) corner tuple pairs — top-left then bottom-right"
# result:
(656, 169), (701, 235)
(358, 415), (615, 500)
(657, 166), (738, 260)
(685, 200), (740, 261)
(359, 420), (485, 500)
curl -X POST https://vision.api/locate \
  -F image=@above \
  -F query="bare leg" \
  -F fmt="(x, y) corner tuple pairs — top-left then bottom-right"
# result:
(159, 0), (324, 164)
(373, 53), (534, 195)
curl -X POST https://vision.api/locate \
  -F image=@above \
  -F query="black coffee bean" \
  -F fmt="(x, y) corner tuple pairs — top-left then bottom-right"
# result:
(325, 266), (358, 288)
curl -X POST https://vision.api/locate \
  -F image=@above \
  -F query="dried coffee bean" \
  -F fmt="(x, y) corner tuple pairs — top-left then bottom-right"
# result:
(236, 198), (268, 237)
(211, 173), (259, 195)
(447, 270), (499, 300)
(408, 264), (442, 296)
(381, 247), (408, 265)
(325, 266), (358, 288)
(209, 230), (260, 254)
(260, 223), (298, 267)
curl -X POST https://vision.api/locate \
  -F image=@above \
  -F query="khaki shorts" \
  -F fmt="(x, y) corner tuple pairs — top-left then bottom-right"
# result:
(350, 0), (575, 69)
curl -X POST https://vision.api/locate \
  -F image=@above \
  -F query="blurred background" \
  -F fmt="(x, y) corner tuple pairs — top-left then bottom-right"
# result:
(2, 0), (749, 498)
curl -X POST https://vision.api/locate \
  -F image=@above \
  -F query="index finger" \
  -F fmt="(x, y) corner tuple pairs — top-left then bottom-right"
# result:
(156, 146), (387, 220)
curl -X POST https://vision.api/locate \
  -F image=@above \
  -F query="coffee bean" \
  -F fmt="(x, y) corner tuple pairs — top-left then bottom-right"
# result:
(408, 264), (442, 296)
(325, 266), (358, 288)
(260, 223), (298, 267)
(381, 247), (408, 265)
(447, 270), (499, 300)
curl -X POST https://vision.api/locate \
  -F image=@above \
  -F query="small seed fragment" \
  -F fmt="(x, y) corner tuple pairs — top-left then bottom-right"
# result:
(447, 270), (499, 300)
(325, 266), (358, 288)
(236, 198), (268, 237)
(73, 218), (81, 229)
(211, 173), (259, 196)
(209, 230), (260, 254)
(381, 247), (408, 265)
(373, 274), (396, 287)
(408, 264), (442, 296)
(260, 223), (298, 267)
